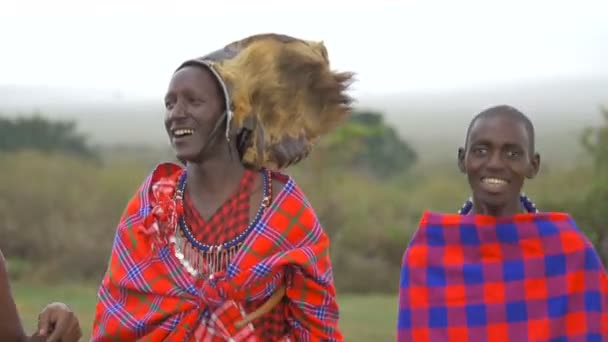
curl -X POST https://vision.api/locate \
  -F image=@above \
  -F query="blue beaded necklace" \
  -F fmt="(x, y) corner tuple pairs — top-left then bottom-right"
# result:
(458, 193), (538, 215)
(171, 169), (272, 278)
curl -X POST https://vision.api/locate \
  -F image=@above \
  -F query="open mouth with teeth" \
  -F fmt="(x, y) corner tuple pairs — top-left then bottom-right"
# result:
(480, 176), (509, 193)
(172, 128), (195, 138)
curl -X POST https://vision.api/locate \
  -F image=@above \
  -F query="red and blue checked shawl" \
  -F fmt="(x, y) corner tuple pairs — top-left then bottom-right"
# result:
(397, 211), (608, 341)
(92, 163), (342, 341)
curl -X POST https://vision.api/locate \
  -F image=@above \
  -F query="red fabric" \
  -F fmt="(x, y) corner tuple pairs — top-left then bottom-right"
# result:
(183, 169), (289, 339)
(92, 163), (342, 341)
(183, 169), (255, 245)
(397, 211), (608, 341)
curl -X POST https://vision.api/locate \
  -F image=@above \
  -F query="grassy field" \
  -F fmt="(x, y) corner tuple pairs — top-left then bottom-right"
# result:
(12, 282), (397, 341)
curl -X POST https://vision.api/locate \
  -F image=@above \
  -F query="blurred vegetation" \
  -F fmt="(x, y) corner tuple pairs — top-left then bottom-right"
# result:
(0, 114), (99, 162)
(556, 106), (608, 265)
(582, 106), (608, 173)
(320, 110), (417, 179)
(0, 108), (606, 294)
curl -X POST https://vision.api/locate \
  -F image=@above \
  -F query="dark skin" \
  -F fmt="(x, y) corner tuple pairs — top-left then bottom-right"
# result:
(457, 113), (540, 217)
(164, 66), (284, 221)
(0, 250), (82, 342)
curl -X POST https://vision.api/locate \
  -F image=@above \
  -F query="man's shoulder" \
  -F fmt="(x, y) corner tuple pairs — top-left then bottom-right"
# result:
(270, 170), (288, 198)
(149, 162), (184, 181)
(138, 162), (185, 194)
(121, 162), (185, 214)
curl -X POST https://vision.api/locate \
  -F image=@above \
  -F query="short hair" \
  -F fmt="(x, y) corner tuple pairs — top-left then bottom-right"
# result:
(464, 105), (535, 153)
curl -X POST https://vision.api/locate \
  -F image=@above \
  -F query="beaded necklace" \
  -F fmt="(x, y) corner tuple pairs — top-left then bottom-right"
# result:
(170, 169), (273, 278)
(458, 193), (538, 215)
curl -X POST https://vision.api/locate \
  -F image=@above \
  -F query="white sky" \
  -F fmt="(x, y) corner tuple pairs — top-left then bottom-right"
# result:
(1, 0), (607, 99)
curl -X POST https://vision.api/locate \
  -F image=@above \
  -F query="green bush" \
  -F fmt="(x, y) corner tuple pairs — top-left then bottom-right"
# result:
(0, 150), (146, 281)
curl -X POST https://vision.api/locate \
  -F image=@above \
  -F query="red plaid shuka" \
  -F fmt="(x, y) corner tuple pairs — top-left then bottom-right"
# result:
(397, 211), (608, 341)
(183, 169), (288, 339)
(92, 163), (342, 341)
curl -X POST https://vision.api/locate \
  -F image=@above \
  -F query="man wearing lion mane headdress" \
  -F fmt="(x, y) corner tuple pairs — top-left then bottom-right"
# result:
(92, 33), (354, 341)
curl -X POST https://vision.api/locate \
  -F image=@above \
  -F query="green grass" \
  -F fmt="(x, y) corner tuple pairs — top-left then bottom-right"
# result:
(337, 294), (397, 341)
(12, 282), (397, 341)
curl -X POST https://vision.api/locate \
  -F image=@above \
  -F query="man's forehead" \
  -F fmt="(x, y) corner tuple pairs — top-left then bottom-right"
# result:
(468, 115), (530, 144)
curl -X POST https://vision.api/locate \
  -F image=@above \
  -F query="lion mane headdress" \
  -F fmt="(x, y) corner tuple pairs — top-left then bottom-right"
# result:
(176, 33), (355, 170)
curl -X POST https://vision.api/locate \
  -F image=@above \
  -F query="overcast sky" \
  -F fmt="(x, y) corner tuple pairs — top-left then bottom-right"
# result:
(1, 0), (607, 99)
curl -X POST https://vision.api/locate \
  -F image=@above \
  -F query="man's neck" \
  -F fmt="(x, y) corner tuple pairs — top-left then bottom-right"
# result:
(186, 153), (246, 196)
(471, 197), (522, 217)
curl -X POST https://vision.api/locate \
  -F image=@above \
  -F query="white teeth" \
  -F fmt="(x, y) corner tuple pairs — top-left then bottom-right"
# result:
(173, 129), (194, 137)
(482, 177), (507, 184)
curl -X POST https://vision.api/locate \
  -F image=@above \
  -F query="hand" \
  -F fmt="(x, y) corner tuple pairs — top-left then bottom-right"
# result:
(36, 302), (82, 342)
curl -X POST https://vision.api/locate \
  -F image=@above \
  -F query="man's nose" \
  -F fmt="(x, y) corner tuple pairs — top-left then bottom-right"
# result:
(486, 150), (506, 170)
(168, 101), (187, 119)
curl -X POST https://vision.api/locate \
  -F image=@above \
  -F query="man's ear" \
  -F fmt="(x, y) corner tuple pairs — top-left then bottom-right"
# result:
(457, 147), (466, 173)
(527, 152), (541, 179)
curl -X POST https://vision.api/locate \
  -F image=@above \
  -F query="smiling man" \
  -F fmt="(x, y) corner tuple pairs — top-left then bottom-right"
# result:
(396, 105), (607, 341)
(92, 34), (351, 341)
(458, 105), (540, 217)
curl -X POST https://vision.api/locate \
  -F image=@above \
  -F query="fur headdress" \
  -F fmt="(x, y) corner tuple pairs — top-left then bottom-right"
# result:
(176, 33), (355, 170)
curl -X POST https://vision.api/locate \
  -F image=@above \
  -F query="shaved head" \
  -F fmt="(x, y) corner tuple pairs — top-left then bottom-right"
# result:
(465, 105), (535, 153)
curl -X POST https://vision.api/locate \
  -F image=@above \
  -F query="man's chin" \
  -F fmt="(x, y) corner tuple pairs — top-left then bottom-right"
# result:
(174, 151), (198, 164)
(475, 192), (510, 207)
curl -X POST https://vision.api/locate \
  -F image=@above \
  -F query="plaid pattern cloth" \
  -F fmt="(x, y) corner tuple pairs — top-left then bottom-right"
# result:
(183, 168), (255, 245)
(92, 163), (342, 341)
(397, 211), (608, 341)
(184, 169), (289, 339)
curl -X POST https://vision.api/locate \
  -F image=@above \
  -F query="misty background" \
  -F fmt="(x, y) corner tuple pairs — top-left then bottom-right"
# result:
(1, 1), (607, 340)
